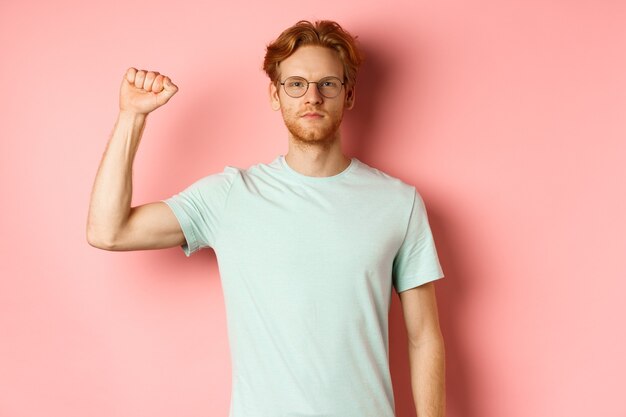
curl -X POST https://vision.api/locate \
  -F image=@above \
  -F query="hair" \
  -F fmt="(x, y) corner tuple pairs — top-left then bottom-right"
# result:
(263, 20), (365, 89)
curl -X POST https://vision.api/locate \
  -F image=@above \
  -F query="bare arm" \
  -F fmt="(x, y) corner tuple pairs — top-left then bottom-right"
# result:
(86, 68), (183, 251)
(399, 281), (446, 417)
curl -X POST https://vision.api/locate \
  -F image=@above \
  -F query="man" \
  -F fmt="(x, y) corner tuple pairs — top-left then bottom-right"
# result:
(87, 20), (446, 417)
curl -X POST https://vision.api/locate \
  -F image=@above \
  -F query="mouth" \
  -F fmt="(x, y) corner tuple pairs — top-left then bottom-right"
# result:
(301, 112), (324, 119)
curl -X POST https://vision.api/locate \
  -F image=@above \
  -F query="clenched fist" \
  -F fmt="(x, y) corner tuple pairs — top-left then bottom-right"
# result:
(119, 67), (178, 115)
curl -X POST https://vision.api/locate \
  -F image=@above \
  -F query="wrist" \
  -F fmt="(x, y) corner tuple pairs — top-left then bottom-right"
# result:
(118, 109), (148, 121)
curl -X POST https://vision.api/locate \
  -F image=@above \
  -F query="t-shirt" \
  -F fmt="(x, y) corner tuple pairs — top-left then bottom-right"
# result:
(163, 154), (445, 417)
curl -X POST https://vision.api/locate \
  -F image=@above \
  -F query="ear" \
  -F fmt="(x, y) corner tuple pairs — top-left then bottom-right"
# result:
(269, 81), (281, 111)
(344, 85), (356, 110)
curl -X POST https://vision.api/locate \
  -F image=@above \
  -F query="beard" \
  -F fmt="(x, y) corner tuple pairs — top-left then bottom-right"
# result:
(282, 108), (344, 151)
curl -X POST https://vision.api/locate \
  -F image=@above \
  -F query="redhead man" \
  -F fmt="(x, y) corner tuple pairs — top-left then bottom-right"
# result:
(87, 20), (446, 417)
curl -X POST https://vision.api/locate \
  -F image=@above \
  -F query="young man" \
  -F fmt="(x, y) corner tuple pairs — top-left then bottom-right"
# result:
(87, 20), (446, 417)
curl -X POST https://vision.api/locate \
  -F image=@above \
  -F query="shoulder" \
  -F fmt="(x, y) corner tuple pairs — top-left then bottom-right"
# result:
(188, 156), (280, 188)
(353, 158), (417, 202)
(179, 165), (243, 196)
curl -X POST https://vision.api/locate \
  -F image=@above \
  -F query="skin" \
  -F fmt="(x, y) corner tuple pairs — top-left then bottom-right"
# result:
(269, 45), (355, 177)
(400, 282), (446, 417)
(86, 68), (184, 251)
(87, 44), (445, 417)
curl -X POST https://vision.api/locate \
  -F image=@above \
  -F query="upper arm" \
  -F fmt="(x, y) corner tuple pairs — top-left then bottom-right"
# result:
(399, 281), (444, 347)
(92, 201), (185, 251)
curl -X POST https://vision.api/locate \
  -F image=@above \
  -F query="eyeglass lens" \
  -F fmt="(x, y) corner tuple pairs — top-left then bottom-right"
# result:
(282, 76), (343, 98)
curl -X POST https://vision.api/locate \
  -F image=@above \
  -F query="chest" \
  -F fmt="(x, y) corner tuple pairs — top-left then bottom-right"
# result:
(216, 184), (405, 280)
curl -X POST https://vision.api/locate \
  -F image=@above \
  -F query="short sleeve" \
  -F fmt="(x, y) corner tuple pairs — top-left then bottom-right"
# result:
(392, 188), (445, 293)
(161, 166), (239, 256)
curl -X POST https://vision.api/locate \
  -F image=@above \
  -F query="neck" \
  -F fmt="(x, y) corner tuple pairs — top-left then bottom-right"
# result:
(284, 135), (351, 177)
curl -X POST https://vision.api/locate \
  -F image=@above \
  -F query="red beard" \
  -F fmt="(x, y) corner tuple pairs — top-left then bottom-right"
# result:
(282, 109), (344, 149)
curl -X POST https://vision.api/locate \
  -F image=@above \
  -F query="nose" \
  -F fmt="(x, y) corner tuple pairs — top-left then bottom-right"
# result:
(303, 82), (323, 104)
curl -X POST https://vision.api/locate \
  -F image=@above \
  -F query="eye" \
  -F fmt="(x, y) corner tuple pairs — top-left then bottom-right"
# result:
(286, 78), (306, 88)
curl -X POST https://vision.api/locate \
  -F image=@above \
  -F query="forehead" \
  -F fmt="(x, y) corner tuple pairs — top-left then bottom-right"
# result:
(278, 45), (344, 79)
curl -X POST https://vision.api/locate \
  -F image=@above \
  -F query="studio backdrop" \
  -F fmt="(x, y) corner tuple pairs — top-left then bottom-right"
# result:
(1, 1), (624, 416)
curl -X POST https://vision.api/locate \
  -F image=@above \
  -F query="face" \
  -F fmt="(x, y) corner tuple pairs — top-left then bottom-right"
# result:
(269, 45), (355, 149)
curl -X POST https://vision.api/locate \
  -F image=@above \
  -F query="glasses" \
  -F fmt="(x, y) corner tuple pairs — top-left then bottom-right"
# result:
(280, 76), (345, 98)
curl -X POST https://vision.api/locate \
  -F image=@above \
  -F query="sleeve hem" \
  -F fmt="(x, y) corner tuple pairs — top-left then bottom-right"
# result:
(395, 272), (445, 294)
(161, 198), (199, 257)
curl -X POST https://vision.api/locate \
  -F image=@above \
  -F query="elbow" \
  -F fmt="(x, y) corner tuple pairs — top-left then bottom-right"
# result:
(86, 233), (116, 250)
(408, 330), (445, 351)
(86, 225), (120, 251)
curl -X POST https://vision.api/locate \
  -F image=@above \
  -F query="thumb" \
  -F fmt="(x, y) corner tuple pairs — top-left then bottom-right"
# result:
(157, 77), (178, 102)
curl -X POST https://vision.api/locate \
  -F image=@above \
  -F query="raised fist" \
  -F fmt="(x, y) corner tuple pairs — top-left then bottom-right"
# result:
(119, 67), (178, 115)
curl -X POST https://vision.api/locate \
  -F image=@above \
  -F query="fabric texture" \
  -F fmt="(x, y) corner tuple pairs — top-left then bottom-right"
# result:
(163, 154), (444, 417)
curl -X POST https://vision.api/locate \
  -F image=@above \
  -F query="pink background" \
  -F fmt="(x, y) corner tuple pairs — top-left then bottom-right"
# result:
(1, 1), (625, 416)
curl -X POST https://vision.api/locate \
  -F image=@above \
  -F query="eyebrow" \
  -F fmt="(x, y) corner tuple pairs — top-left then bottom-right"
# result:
(284, 74), (343, 80)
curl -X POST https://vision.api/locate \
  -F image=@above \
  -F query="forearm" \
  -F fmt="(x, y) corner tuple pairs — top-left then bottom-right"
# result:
(87, 110), (147, 247)
(408, 337), (446, 417)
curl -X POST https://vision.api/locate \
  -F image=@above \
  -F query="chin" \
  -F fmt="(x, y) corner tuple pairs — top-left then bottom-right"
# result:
(294, 127), (338, 143)
(286, 119), (341, 144)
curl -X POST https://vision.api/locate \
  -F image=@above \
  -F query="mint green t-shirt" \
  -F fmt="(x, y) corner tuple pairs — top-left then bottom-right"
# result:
(163, 155), (444, 417)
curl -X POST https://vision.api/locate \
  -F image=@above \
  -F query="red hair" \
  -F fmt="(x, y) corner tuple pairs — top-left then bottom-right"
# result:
(263, 20), (365, 88)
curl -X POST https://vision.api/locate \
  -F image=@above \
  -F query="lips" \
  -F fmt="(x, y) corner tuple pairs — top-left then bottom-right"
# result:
(301, 112), (324, 118)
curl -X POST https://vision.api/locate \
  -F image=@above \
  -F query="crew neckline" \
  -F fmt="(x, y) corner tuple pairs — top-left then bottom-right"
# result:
(278, 154), (356, 182)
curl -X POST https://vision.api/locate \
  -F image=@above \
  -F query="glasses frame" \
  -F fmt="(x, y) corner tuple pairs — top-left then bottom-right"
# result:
(279, 76), (345, 99)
